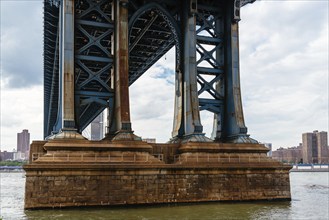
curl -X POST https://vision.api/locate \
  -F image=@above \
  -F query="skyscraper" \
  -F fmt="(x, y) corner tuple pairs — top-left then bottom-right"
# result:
(17, 129), (30, 160)
(316, 131), (329, 163)
(90, 113), (104, 140)
(302, 131), (328, 164)
(262, 143), (272, 157)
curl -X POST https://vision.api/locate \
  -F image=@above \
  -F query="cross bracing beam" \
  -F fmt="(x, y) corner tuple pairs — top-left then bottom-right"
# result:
(194, 5), (225, 140)
(74, 0), (114, 132)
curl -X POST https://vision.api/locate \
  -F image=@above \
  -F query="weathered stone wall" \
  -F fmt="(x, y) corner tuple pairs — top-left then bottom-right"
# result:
(24, 140), (291, 209)
(28, 141), (47, 162)
(150, 143), (179, 163)
(25, 168), (290, 209)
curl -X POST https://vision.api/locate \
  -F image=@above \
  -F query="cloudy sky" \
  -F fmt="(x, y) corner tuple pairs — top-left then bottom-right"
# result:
(0, 0), (328, 152)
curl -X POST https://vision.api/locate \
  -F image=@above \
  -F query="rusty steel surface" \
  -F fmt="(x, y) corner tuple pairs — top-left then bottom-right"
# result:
(112, 0), (132, 133)
(62, 0), (76, 128)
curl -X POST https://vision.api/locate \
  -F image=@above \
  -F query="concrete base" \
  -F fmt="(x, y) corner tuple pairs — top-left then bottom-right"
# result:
(24, 140), (291, 209)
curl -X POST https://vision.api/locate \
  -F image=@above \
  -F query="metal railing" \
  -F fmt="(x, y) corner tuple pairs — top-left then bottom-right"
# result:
(173, 154), (273, 163)
(33, 152), (164, 163)
(33, 152), (275, 164)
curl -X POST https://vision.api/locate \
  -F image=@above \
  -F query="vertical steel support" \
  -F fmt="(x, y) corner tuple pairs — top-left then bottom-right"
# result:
(171, 0), (210, 142)
(222, 0), (256, 143)
(172, 68), (183, 138)
(50, 0), (84, 139)
(107, 0), (140, 140)
(62, 0), (75, 130)
(183, 0), (203, 136)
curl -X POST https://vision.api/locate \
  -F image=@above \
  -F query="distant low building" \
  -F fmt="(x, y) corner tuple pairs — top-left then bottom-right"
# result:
(143, 138), (156, 143)
(13, 151), (26, 161)
(0, 150), (14, 161)
(272, 144), (303, 164)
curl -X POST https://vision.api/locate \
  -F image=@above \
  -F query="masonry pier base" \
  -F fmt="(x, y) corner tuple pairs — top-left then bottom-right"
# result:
(24, 140), (291, 209)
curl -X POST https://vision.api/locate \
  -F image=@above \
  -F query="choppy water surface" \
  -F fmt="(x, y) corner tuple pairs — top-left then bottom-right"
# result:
(0, 172), (328, 220)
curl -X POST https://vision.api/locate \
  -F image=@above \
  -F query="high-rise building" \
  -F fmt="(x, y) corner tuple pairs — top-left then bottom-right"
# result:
(262, 143), (272, 157)
(90, 113), (104, 140)
(17, 129), (30, 160)
(302, 131), (328, 164)
(316, 131), (329, 163)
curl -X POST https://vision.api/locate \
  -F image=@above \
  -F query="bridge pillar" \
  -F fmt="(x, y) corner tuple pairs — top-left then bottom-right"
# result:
(171, 0), (211, 143)
(106, 0), (140, 141)
(49, 0), (84, 140)
(221, 0), (256, 143)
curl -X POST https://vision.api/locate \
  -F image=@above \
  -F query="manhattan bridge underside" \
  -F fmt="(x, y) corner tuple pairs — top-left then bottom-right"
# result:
(43, 0), (256, 143)
(25, 0), (293, 210)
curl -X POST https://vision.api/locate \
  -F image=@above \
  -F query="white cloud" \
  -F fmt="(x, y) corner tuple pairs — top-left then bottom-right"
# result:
(130, 61), (175, 142)
(240, 1), (328, 148)
(0, 0), (43, 88)
(0, 86), (43, 151)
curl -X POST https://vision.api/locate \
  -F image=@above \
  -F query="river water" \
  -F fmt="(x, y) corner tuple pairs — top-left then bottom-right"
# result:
(0, 172), (328, 220)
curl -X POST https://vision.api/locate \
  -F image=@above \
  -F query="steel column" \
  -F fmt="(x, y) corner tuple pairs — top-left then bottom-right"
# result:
(183, 0), (203, 136)
(49, 0), (84, 139)
(107, 0), (139, 140)
(222, 0), (256, 143)
(61, 0), (75, 129)
(171, 0), (211, 142)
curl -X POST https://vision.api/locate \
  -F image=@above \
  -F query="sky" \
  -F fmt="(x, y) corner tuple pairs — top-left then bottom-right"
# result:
(0, 0), (328, 152)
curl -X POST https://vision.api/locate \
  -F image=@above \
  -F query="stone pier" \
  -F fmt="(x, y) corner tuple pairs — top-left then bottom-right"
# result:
(24, 140), (291, 209)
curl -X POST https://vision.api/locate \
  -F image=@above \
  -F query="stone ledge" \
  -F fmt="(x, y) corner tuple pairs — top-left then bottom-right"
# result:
(178, 142), (269, 153)
(43, 139), (153, 152)
(24, 163), (291, 171)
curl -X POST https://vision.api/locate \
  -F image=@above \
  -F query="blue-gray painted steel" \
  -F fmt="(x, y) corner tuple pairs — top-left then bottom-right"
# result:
(43, 0), (61, 138)
(74, 0), (114, 132)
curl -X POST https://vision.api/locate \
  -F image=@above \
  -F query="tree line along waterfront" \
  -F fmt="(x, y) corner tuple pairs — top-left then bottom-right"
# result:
(0, 161), (27, 167)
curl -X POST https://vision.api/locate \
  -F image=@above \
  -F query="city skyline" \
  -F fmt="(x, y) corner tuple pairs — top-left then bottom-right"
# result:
(1, 1), (328, 151)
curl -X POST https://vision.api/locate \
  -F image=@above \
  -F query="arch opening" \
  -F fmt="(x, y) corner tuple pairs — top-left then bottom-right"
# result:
(128, 3), (181, 142)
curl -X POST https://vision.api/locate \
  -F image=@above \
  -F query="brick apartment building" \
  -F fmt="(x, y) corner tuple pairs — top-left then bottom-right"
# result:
(272, 131), (328, 164)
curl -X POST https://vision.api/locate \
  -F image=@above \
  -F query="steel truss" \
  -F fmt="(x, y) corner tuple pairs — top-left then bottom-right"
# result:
(195, 2), (225, 140)
(74, 0), (114, 132)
